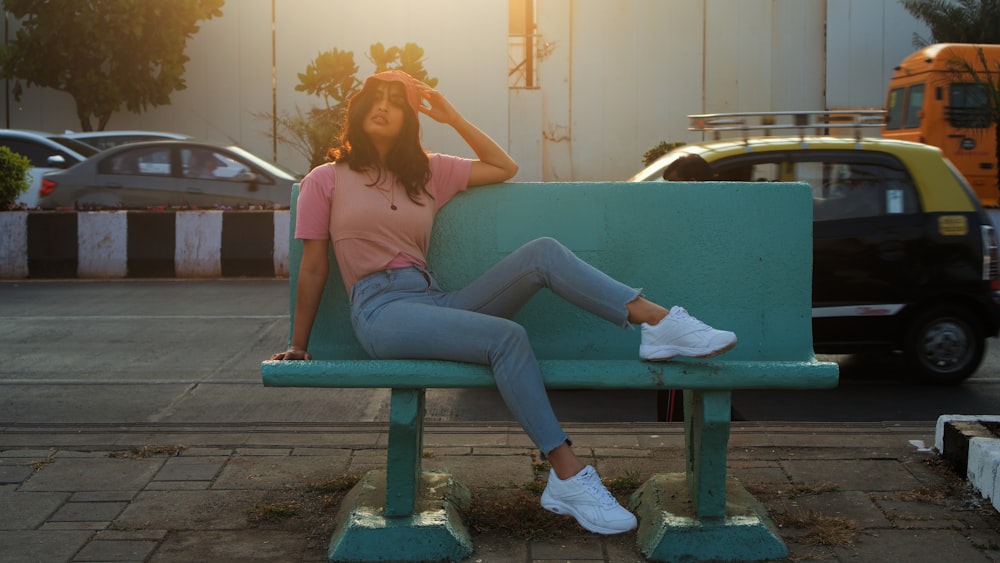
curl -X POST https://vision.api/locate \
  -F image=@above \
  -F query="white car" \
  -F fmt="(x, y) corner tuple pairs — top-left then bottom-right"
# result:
(63, 130), (190, 151)
(0, 129), (99, 207)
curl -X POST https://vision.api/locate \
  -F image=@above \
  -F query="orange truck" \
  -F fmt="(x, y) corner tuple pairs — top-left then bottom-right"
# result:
(882, 43), (999, 206)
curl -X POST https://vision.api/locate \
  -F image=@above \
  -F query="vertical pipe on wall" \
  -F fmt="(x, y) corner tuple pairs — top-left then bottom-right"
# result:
(700, 0), (708, 140)
(3, 9), (9, 128)
(524, 0), (534, 88)
(271, 0), (278, 162)
(567, 0), (574, 176)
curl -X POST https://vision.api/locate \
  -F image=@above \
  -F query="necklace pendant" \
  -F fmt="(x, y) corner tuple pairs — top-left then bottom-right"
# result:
(390, 204), (397, 211)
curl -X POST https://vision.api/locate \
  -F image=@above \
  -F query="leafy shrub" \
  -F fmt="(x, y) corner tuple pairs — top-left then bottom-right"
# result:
(0, 146), (31, 209)
(642, 141), (686, 167)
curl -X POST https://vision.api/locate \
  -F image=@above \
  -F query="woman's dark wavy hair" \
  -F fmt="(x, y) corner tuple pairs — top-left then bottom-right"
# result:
(327, 79), (432, 205)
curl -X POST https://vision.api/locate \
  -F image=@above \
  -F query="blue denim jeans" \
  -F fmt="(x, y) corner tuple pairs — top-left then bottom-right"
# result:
(349, 237), (641, 458)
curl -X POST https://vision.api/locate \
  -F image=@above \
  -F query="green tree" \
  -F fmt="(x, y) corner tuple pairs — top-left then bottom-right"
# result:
(0, 0), (224, 131)
(0, 146), (32, 209)
(900, 0), (1000, 46)
(265, 42), (437, 170)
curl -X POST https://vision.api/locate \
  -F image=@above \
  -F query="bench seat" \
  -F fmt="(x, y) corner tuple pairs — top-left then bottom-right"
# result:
(263, 358), (838, 389)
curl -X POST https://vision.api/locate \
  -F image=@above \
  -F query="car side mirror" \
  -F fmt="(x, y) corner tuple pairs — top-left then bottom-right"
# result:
(47, 154), (68, 168)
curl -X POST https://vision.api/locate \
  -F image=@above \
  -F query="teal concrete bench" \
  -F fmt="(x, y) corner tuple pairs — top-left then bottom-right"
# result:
(262, 181), (839, 562)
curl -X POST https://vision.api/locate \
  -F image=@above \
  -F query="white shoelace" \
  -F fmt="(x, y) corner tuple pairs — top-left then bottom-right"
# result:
(577, 470), (617, 508)
(670, 307), (710, 331)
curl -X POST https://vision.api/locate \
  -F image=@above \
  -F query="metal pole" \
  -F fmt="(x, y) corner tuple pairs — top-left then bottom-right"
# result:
(4, 10), (9, 128)
(271, 0), (277, 161)
(524, 0), (533, 88)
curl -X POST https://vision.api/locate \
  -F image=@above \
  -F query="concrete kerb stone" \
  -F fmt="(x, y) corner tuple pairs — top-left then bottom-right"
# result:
(0, 210), (291, 280)
(969, 437), (1000, 511)
(936, 415), (1000, 513)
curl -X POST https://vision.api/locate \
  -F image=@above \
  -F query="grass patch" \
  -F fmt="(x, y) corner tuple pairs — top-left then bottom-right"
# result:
(248, 500), (302, 523)
(247, 471), (363, 550)
(462, 468), (642, 541)
(245, 465), (645, 546)
(604, 470), (642, 496)
(463, 487), (580, 540)
(773, 509), (859, 547)
(304, 473), (362, 495)
(109, 445), (186, 459)
(745, 481), (840, 499)
(899, 482), (964, 504)
(29, 456), (54, 472)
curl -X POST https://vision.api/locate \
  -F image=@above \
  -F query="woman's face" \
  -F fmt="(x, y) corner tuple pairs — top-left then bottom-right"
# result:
(362, 81), (408, 144)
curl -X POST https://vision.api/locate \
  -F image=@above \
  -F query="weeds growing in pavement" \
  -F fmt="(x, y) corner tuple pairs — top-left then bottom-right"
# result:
(771, 509), (859, 547)
(248, 500), (302, 523)
(109, 445), (186, 459)
(462, 465), (642, 541)
(744, 481), (840, 499)
(29, 456), (54, 472)
(304, 473), (362, 495)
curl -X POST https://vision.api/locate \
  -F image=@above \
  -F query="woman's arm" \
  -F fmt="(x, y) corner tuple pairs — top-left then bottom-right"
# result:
(416, 83), (518, 187)
(270, 239), (329, 360)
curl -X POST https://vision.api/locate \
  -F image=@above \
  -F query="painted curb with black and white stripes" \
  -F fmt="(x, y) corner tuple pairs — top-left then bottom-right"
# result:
(936, 415), (1000, 512)
(0, 210), (290, 279)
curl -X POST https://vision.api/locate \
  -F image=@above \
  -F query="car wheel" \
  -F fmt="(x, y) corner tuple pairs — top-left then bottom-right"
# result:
(904, 305), (984, 385)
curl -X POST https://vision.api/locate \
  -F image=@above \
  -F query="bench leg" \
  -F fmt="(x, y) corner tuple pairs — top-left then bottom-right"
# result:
(628, 390), (787, 562)
(685, 389), (731, 518)
(386, 388), (425, 517)
(326, 388), (474, 562)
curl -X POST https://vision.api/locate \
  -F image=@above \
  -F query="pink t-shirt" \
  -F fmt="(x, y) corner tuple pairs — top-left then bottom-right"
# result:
(295, 153), (473, 290)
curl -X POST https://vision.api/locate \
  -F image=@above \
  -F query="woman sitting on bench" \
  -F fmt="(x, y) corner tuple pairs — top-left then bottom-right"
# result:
(270, 70), (737, 535)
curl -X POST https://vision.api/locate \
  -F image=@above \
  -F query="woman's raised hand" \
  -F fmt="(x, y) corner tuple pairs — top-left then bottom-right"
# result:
(416, 82), (460, 125)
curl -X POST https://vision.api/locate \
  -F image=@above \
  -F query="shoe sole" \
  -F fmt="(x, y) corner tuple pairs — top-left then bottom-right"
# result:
(641, 338), (738, 362)
(540, 498), (637, 535)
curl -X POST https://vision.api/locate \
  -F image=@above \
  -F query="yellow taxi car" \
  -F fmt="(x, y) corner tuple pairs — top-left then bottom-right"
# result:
(631, 111), (1000, 384)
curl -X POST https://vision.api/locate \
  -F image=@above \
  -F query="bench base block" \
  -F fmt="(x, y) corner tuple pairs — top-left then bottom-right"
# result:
(630, 473), (787, 562)
(328, 469), (473, 562)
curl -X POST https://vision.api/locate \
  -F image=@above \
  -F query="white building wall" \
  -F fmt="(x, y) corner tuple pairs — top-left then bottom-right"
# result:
(2, 0), (929, 182)
(770, 0), (827, 112)
(825, 0), (930, 109)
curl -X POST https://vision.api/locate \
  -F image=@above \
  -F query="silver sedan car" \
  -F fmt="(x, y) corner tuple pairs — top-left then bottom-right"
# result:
(37, 140), (302, 209)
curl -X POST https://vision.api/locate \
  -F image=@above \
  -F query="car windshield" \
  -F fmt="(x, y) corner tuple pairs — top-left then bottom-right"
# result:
(50, 136), (99, 157)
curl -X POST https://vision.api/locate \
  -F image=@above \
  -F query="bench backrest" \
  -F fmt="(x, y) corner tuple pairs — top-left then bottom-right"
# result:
(288, 181), (815, 362)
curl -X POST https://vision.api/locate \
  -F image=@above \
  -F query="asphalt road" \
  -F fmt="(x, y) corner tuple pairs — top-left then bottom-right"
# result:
(2, 279), (998, 426)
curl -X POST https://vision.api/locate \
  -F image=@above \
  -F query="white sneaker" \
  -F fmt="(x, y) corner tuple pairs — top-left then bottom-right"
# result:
(640, 306), (737, 361)
(540, 465), (637, 535)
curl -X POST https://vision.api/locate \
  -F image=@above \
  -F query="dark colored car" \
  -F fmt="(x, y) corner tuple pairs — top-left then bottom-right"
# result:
(38, 140), (301, 210)
(631, 113), (1000, 384)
